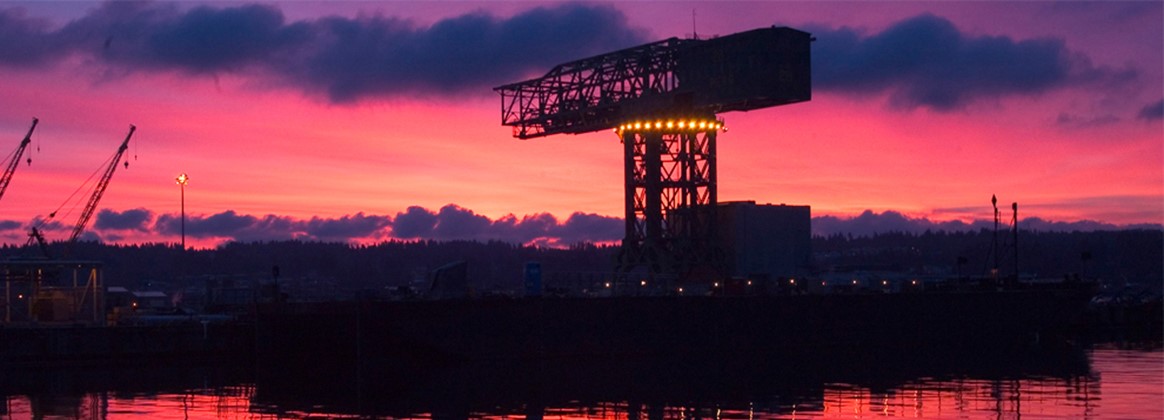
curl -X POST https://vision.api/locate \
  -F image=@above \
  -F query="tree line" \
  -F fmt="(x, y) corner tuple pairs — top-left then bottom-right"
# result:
(1, 229), (1158, 299)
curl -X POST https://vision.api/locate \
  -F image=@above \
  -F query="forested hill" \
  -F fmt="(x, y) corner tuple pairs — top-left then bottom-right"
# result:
(0, 229), (1158, 298)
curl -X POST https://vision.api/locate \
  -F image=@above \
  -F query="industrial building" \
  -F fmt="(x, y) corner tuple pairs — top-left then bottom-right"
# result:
(717, 201), (811, 281)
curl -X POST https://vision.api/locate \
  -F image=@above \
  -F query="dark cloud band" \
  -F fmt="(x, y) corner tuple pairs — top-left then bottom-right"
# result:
(0, 4), (1138, 110)
(1138, 100), (1164, 121)
(809, 14), (1136, 110)
(0, 1), (647, 103)
(81, 204), (623, 246)
(3, 204), (1153, 247)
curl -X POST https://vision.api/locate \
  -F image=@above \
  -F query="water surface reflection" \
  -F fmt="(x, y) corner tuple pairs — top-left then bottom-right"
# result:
(2, 342), (1160, 419)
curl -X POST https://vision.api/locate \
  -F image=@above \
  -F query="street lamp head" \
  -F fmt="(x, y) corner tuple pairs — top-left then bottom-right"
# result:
(176, 173), (189, 185)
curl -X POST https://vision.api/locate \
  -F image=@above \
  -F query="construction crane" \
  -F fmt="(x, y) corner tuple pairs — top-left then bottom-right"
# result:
(27, 125), (135, 257)
(0, 118), (38, 204)
(68, 125), (135, 243)
(495, 27), (811, 281)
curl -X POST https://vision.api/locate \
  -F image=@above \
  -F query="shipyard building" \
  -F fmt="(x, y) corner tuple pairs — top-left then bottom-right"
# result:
(717, 201), (811, 281)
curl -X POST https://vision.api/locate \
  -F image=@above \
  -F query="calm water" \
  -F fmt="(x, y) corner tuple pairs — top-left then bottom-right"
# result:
(2, 342), (1161, 419)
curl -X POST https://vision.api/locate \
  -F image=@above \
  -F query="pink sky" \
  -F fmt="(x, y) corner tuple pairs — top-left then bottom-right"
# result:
(0, 1), (1160, 247)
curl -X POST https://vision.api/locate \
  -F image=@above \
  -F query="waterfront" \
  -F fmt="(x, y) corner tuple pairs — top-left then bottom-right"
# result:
(1, 341), (1159, 419)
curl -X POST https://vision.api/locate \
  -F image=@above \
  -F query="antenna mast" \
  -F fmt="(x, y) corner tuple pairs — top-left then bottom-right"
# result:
(692, 9), (698, 40)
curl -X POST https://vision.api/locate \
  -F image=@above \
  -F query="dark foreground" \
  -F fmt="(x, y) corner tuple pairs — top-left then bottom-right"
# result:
(2, 281), (1161, 418)
(257, 285), (1098, 362)
(0, 283), (1103, 370)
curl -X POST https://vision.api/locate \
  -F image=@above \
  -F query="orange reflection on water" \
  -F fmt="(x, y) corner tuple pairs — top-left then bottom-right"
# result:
(2, 346), (1160, 419)
(818, 377), (1101, 419)
(3, 386), (269, 420)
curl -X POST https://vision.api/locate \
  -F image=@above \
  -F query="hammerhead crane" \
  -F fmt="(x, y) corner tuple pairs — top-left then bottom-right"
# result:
(28, 125), (135, 257)
(495, 27), (811, 279)
(0, 118), (38, 204)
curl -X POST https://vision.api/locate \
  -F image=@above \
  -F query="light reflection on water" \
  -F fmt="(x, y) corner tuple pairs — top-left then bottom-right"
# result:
(2, 344), (1160, 419)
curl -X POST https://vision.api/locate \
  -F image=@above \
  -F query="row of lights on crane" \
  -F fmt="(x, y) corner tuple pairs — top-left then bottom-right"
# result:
(615, 119), (725, 134)
(600, 276), (917, 286)
(816, 279), (920, 286)
(602, 278), (921, 288)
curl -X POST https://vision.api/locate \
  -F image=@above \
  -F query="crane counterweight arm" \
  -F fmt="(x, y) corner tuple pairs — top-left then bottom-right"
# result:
(69, 124), (134, 243)
(0, 118), (39, 203)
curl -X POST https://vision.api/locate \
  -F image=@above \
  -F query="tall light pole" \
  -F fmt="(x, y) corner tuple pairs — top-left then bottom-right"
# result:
(176, 173), (188, 250)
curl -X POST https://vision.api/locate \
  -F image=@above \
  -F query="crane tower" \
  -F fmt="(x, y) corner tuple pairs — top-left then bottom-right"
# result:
(495, 27), (811, 282)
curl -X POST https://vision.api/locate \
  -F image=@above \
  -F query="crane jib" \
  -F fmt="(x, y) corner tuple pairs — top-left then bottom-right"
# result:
(68, 125), (136, 244)
(494, 27), (812, 139)
(0, 118), (39, 204)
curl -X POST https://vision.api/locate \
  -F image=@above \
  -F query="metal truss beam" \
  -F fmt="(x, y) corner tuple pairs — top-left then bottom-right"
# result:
(495, 27), (811, 139)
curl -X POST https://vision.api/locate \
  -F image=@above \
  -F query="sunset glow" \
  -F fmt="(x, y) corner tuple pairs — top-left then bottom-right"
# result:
(0, 1), (1159, 247)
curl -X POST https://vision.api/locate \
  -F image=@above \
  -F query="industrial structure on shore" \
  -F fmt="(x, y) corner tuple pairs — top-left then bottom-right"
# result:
(1, 123), (135, 327)
(495, 27), (813, 287)
(0, 25), (1136, 375)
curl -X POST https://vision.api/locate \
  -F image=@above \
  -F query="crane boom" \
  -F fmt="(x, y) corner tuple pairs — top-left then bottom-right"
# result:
(0, 118), (38, 203)
(494, 27), (811, 139)
(69, 125), (135, 243)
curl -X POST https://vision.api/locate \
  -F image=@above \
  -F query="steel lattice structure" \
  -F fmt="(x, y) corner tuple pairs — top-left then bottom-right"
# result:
(495, 27), (811, 282)
(495, 37), (695, 139)
(0, 118), (37, 204)
(617, 118), (722, 277)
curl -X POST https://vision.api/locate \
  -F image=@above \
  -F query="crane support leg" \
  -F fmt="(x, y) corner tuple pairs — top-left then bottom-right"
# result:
(615, 117), (726, 287)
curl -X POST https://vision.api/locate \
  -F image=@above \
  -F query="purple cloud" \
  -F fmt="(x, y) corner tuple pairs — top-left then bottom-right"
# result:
(812, 209), (1161, 237)
(0, 1), (647, 103)
(1138, 99), (1164, 121)
(488, 212), (556, 243)
(302, 212), (390, 241)
(93, 208), (152, 231)
(14, 204), (1157, 246)
(430, 204), (491, 240)
(552, 212), (623, 245)
(155, 210), (297, 242)
(390, 206), (438, 239)
(810, 14), (1136, 110)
